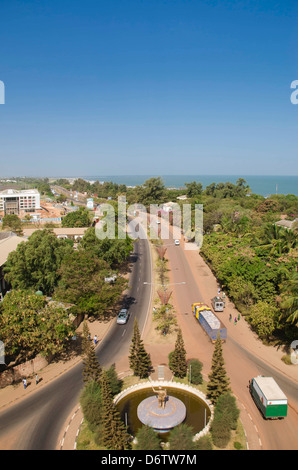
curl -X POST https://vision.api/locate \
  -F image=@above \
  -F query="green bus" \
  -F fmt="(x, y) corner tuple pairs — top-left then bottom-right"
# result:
(249, 376), (288, 419)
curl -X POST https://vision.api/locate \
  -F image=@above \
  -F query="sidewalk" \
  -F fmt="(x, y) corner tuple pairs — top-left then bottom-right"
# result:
(183, 246), (298, 384)
(1, 238), (297, 450)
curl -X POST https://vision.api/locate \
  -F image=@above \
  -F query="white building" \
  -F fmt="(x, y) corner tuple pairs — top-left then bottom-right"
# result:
(0, 189), (41, 215)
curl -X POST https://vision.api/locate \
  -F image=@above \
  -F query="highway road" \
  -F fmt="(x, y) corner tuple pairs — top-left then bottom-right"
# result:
(164, 232), (298, 450)
(0, 212), (297, 450)
(0, 224), (151, 450)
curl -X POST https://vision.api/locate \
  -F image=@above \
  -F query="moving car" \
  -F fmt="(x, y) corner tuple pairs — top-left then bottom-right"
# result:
(117, 308), (129, 324)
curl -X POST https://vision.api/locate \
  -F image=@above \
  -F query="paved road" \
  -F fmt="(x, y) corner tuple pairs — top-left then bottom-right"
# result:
(0, 229), (151, 450)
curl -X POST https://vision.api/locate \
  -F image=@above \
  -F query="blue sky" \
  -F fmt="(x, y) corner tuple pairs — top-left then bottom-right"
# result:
(0, 0), (297, 177)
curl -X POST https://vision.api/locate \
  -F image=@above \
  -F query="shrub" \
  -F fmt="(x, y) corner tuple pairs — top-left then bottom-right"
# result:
(195, 434), (213, 450)
(168, 423), (197, 450)
(188, 358), (203, 385)
(210, 413), (231, 448)
(134, 426), (161, 450)
(216, 392), (240, 430)
(80, 381), (103, 433)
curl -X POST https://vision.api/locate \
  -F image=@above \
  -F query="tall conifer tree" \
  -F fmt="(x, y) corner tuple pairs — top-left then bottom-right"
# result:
(82, 338), (102, 384)
(128, 318), (152, 378)
(169, 328), (187, 378)
(206, 333), (230, 404)
(100, 370), (130, 450)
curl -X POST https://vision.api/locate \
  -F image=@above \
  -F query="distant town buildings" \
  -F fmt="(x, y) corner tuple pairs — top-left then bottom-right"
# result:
(0, 189), (41, 216)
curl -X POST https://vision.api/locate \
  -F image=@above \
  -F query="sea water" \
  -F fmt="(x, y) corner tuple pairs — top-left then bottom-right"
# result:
(83, 175), (298, 196)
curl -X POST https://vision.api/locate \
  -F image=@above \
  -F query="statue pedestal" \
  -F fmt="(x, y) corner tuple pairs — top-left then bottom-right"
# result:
(137, 395), (186, 432)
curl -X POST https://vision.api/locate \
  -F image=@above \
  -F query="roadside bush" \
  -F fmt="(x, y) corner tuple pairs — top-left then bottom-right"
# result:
(80, 380), (103, 433)
(195, 434), (213, 450)
(188, 358), (203, 385)
(215, 392), (240, 430)
(211, 392), (240, 448)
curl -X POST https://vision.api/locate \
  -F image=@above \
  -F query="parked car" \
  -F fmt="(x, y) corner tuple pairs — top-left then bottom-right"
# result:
(117, 308), (129, 324)
(175, 239), (180, 245)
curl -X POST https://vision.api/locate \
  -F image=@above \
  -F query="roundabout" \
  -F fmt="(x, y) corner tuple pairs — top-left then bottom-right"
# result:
(137, 391), (186, 432)
(114, 380), (213, 440)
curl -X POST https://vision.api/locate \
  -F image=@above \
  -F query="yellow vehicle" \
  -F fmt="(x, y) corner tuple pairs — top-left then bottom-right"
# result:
(192, 303), (227, 342)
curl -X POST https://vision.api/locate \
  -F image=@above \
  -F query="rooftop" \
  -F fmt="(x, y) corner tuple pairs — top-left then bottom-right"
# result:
(22, 227), (88, 237)
(0, 235), (27, 266)
(0, 189), (40, 196)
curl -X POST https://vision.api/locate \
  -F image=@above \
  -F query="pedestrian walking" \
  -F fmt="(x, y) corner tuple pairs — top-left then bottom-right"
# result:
(234, 317), (237, 325)
(35, 375), (39, 385)
(23, 378), (27, 389)
(238, 313), (240, 321)
(229, 314), (232, 322)
(94, 335), (98, 346)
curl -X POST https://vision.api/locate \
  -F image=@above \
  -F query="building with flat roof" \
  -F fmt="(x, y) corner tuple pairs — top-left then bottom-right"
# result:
(0, 189), (41, 216)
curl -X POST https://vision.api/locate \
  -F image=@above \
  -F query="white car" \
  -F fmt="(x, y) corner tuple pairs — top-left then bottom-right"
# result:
(174, 239), (180, 246)
(117, 308), (129, 324)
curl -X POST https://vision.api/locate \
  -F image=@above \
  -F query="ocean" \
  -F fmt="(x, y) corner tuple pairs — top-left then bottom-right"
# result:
(82, 175), (298, 197)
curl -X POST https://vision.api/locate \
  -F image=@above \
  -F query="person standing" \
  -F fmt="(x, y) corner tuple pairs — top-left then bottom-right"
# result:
(94, 335), (98, 346)
(23, 378), (27, 390)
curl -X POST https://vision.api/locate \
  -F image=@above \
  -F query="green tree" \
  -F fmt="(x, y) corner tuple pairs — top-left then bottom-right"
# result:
(195, 435), (213, 450)
(169, 328), (187, 378)
(106, 363), (123, 396)
(185, 181), (203, 198)
(129, 319), (152, 378)
(2, 214), (22, 233)
(4, 229), (73, 295)
(134, 425), (161, 450)
(54, 250), (126, 318)
(279, 270), (298, 326)
(79, 380), (103, 433)
(248, 301), (279, 340)
(100, 371), (131, 450)
(168, 423), (196, 450)
(61, 207), (91, 227)
(210, 392), (239, 448)
(81, 319), (91, 354)
(210, 413), (231, 448)
(80, 226), (133, 267)
(135, 177), (166, 206)
(188, 358), (203, 385)
(82, 339), (102, 384)
(215, 392), (240, 431)
(0, 290), (75, 363)
(206, 334), (230, 405)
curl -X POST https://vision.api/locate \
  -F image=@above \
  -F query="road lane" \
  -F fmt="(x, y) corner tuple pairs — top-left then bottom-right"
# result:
(0, 234), (151, 450)
(164, 232), (298, 450)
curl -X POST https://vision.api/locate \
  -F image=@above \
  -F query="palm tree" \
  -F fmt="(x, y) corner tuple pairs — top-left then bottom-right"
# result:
(279, 271), (298, 325)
